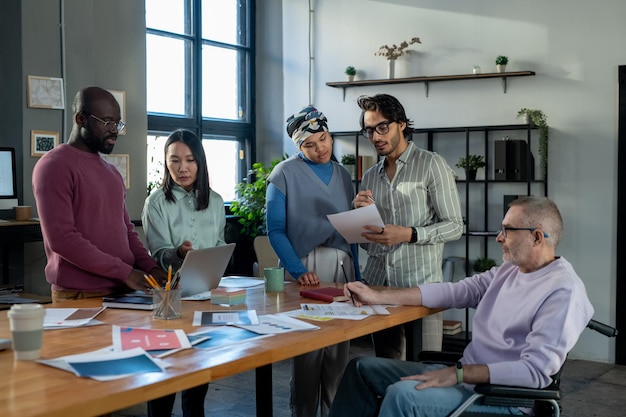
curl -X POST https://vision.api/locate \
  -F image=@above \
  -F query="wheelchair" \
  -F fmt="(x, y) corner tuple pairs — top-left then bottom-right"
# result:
(419, 319), (618, 417)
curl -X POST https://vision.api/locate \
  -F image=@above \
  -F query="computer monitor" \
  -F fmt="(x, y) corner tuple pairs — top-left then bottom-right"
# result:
(0, 147), (18, 210)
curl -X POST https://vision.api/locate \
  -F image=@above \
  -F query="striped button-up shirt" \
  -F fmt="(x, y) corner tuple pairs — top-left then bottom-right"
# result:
(360, 141), (463, 288)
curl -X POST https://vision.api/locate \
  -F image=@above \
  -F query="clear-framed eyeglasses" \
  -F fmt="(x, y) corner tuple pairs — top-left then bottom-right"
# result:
(361, 121), (392, 139)
(87, 113), (126, 133)
(498, 225), (549, 238)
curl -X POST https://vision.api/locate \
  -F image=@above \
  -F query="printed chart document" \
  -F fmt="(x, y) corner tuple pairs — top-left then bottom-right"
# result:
(236, 314), (320, 334)
(193, 310), (259, 326)
(299, 302), (391, 320)
(218, 276), (265, 288)
(44, 307), (106, 329)
(111, 325), (191, 352)
(38, 347), (165, 381)
(327, 204), (385, 243)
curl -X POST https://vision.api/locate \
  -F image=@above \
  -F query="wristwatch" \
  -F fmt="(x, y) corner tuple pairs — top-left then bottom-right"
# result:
(409, 227), (418, 243)
(456, 361), (463, 384)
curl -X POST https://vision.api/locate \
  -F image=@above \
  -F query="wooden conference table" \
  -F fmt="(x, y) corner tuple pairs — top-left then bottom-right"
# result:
(0, 282), (440, 417)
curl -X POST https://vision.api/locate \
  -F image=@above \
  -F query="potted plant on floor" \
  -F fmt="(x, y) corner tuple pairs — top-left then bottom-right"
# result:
(516, 108), (549, 178)
(495, 55), (508, 73)
(345, 66), (356, 82)
(455, 154), (486, 180)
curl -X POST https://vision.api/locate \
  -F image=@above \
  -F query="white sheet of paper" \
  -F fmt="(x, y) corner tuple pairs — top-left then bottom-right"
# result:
(327, 204), (385, 243)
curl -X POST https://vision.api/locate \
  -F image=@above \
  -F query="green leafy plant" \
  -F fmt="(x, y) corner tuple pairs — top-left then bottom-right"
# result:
(345, 66), (356, 76)
(341, 154), (356, 165)
(230, 155), (286, 239)
(455, 154), (486, 170)
(517, 108), (549, 178)
(495, 55), (509, 65)
(472, 257), (497, 273)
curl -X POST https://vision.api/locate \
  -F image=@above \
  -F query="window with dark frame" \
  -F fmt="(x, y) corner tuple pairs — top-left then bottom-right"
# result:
(145, 0), (255, 202)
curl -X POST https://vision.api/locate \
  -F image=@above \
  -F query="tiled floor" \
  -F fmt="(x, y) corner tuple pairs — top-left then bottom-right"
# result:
(113, 336), (626, 417)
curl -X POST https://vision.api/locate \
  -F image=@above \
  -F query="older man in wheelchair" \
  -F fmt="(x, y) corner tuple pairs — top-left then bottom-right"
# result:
(328, 196), (606, 417)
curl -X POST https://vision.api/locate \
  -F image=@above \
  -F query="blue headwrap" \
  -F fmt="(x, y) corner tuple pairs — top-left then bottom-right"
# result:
(286, 105), (329, 148)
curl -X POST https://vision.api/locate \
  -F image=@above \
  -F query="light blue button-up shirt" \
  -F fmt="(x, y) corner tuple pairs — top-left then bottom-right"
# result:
(142, 184), (226, 271)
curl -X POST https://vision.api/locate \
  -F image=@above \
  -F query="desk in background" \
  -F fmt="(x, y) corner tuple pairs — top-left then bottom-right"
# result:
(0, 220), (43, 285)
(0, 282), (440, 417)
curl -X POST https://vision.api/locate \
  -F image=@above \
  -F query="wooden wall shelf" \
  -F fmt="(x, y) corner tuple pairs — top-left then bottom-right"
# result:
(326, 71), (536, 100)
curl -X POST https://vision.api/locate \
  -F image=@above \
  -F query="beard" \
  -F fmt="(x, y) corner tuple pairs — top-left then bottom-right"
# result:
(84, 131), (116, 154)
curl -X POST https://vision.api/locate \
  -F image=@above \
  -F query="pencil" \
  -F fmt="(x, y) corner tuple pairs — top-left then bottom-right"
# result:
(340, 261), (356, 305)
(144, 274), (159, 290)
(167, 265), (172, 291)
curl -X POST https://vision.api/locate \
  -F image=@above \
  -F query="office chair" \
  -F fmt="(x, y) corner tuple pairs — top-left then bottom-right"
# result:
(253, 235), (279, 277)
(419, 319), (618, 417)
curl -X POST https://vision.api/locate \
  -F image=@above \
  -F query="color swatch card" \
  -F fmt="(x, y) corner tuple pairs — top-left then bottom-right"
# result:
(112, 325), (191, 352)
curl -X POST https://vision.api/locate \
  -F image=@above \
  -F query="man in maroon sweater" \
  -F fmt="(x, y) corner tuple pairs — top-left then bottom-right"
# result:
(33, 86), (166, 302)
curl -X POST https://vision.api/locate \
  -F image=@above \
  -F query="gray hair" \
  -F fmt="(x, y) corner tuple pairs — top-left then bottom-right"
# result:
(508, 196), (563, 247)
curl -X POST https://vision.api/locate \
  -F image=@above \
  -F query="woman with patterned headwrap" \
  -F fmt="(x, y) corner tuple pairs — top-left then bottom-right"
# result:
(266, 105), (361, 417)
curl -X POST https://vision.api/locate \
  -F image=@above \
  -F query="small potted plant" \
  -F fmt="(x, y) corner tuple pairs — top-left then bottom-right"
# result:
(345, 66), (356, 82)
(472, 257), (497, 273)
(517, 108), (549, 178)
(455, 154), (486, 180)
(495, 55), (508, 73)
(341, 154), (357, 179)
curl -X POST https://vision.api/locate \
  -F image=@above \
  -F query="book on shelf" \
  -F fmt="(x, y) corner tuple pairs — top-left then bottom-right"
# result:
(443, 320), (463, 335)
(102, 294), (153, 310)
(300, 287), (349, 303)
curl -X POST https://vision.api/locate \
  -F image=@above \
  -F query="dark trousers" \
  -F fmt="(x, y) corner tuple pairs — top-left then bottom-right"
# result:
(147, 384), (209, 417)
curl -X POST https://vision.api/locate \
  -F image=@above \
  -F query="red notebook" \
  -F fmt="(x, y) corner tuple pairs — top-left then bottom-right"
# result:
(300, 287), (349, 303)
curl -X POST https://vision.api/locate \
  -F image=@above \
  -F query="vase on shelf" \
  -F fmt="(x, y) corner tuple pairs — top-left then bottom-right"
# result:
(496, 64), (506, 73)
(347, 74), (355, 82)
(468, 170), (477, 180)
(387, 58), (396, 79)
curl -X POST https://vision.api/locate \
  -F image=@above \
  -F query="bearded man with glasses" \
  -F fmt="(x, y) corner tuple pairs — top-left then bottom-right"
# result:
(353, 93), (463, 359)
(33, 86), (167, 303)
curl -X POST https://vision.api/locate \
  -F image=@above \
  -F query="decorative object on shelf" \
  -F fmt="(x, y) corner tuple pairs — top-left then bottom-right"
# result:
(516, 108), (549, 178)
(495, 55), (509, 73)
(455, 154), (486, 180)
(472, 257), (497, 273)
(345, 66), (356, 82)
(473, 65), (481, 74)
(375, 36), (421, 79)
(231, 155), (286, 239)
(341, 153), (357, 180)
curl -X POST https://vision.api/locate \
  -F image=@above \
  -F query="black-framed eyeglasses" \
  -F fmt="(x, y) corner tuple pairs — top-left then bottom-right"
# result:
(499, 226), (549, 238)
(87, 113), (126, 133)
(361, 121), (392, 139)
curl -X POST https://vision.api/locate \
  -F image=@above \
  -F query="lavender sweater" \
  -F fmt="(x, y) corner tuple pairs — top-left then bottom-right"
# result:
(32, 144), (157, 292)
(420, 257), (593, 388)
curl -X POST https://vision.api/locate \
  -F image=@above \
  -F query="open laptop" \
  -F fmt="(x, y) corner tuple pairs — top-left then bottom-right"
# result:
(177, 243), (236, 300)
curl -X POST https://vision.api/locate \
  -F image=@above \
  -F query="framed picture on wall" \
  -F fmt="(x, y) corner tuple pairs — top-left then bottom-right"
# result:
(108, 90), (126, 135)
(27, 75), (65, 109)
(30, 130), (59, 157)
(101, 153), (130, 189)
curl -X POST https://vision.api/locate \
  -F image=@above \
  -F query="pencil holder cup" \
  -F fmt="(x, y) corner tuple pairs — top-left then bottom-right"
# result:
(153, 288), (182, 320)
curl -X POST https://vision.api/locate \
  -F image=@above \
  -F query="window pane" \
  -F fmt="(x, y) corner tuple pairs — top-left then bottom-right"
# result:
(201, 0), (242, 45)
(147, 35), (189, 116)
(146, 0), (189, 35)
(147, 133), (239, 202)
(203, 138), (238, 201)
(202, 45), (243, 120)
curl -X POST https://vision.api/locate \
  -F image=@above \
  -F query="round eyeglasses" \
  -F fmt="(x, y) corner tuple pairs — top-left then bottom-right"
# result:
(361, 121), (392, 139)
(87, 113), (126, 133)
(498, 226), (549, 238)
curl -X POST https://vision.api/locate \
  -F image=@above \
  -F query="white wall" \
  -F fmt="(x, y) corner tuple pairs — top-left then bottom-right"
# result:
(281, 0), (622, 362)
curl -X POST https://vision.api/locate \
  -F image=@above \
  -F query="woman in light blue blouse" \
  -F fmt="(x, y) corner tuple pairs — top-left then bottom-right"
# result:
(142, 128), (226, 417)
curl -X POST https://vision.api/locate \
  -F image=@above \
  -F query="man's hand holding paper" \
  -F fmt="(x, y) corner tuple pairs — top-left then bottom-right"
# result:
(326, 204), (385, 243)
